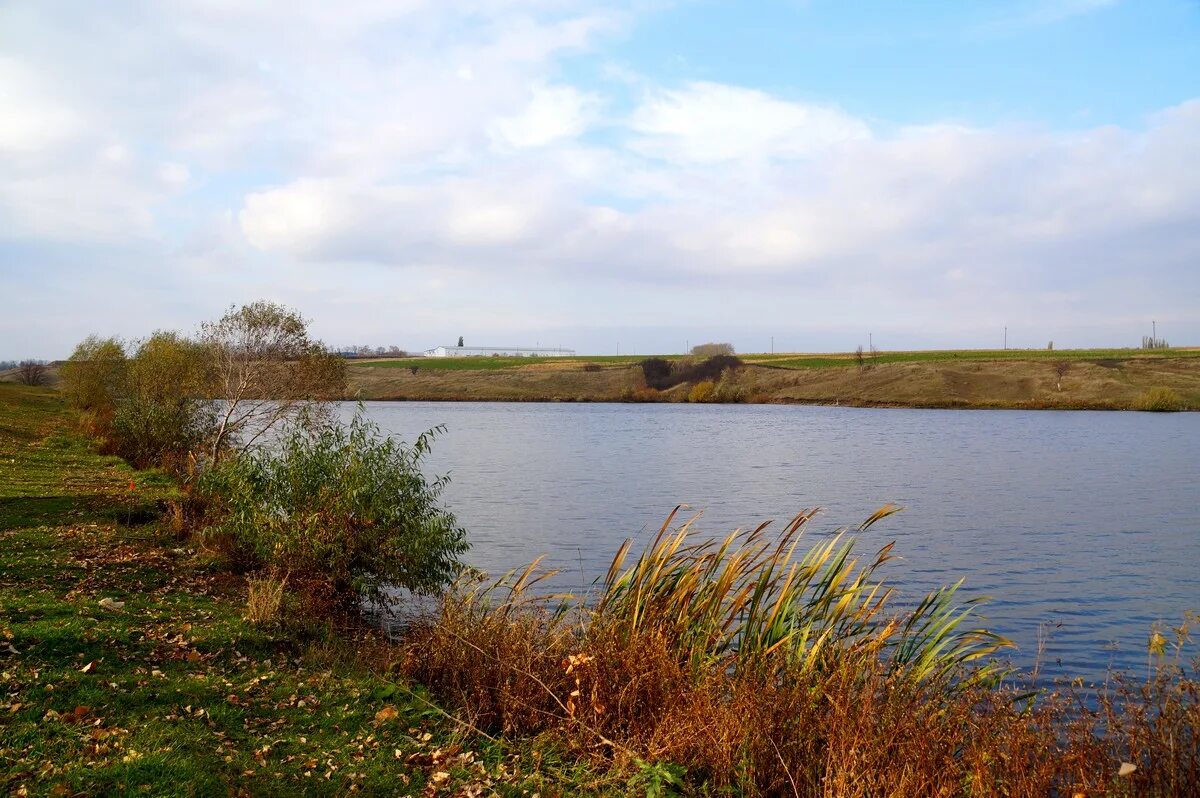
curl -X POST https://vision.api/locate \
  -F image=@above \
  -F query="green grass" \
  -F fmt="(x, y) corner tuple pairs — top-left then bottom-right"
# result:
(0, 385), (602, 797)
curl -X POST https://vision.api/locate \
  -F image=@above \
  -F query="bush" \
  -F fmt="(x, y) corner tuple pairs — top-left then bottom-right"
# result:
(711, 369), (751, 403)
(1133, 387), (1187, 412)
(582, 363), (602, 372)
(688, 380), (715, 403)
(622, 386), (663, 402)
(200, 410), (468, 606)
(641, 355), (745, 390)
(111, 394), (213, 471)
(640, 358), (675, 389)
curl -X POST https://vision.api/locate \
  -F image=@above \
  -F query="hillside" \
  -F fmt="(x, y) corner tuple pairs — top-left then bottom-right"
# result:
(347, 349), (1200, 409)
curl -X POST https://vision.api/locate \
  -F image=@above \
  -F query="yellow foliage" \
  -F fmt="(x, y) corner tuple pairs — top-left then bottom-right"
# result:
(688, 380), (715, 403)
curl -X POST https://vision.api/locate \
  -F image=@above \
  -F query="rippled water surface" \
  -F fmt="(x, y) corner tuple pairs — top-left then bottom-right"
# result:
(344, 401), (1199, 682)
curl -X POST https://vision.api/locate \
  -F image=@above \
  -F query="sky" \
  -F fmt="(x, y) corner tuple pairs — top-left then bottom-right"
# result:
(1, 0), (1198, 358)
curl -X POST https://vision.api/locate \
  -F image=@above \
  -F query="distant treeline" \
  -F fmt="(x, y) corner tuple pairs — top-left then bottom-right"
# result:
(336, 345), (408, 358)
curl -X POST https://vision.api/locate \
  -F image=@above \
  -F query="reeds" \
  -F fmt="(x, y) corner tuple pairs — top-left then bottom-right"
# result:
(404, 508), (1199, 796)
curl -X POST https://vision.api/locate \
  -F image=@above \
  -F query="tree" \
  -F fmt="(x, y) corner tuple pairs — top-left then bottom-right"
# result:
(1053, 361), (1070, 392)
(112, 332), (215, 469)
(16, 360), (49, 386)
(59, 336), (129, 411)
(457, 336), (464, 347)
(201, 301), (346, 462)
(855, 345), (865, 373)
(691, 342), (734, 357)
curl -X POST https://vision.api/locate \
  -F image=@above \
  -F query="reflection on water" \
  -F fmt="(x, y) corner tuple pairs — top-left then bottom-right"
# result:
(342, 401), (1200, 683)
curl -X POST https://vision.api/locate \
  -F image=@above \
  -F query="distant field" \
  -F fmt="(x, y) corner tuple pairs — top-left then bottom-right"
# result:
(349, 348), (1198, 373)
(356, 354), (667, 371)
(753, 347), (1200, 369)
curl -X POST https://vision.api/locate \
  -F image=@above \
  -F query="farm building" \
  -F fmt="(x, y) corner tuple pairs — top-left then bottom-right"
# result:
(423, 345), (576, 358)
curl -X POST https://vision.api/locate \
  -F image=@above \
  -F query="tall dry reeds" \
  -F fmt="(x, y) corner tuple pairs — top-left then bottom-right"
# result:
(403, 508), (1198, 796)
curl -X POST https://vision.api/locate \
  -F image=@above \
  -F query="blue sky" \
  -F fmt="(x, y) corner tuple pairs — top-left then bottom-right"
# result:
(1, 0), (1198, 357)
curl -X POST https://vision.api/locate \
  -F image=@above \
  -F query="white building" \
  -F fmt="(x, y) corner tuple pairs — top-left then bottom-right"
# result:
(423, 345), (576, 358)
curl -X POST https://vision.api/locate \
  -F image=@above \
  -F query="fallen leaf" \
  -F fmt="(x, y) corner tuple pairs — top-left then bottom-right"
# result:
(375, 706), (398, 723)
(1118, 762), (1137, 777)
(98, 598), (125, 611)
(80, 660), (98, 674)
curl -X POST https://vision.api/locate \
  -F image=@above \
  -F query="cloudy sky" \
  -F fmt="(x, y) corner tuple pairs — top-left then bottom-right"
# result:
(2, 0), (1198, 358)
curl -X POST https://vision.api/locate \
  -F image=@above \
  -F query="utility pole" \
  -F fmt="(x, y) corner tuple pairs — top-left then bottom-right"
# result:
(771, 336), (774, 354)
(1004, 326), (1007, 350)
(869, 332), (873, 353)
(1153, 320), (1157, 344)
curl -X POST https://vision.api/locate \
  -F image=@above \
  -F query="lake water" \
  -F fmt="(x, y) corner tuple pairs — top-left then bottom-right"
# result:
(343, 401), (1199, 683)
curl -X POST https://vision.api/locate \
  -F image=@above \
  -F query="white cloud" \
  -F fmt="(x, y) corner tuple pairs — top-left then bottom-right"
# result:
(489, 84), (599, 149)
(628, 81), (871, 163)
(0, 57), (82, 153)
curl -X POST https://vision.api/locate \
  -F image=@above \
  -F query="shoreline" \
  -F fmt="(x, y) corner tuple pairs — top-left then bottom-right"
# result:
(346, 393), (1181, 411)
(345, 352), (1199, 412)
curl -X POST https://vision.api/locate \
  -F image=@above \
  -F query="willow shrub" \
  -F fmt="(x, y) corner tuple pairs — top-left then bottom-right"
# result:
(201, 410), (468, 606)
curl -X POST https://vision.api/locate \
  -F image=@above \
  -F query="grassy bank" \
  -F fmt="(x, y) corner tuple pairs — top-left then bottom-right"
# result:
(346, 349), (1200, 409)
(0, 385), (595, 797)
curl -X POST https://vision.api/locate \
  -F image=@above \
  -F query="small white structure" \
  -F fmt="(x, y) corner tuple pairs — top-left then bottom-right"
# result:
(423, 345), (576, 358)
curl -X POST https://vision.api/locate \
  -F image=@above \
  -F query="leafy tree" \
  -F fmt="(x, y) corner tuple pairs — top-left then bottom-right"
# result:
(112, 332), (215, 469)
(457, 336), (464, 347)
(201, 301), (346, 462)
(59, 336), (129, 411)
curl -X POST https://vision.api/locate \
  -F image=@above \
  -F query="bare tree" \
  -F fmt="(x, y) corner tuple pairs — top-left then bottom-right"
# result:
(855, 346), (865, 373)
(1053, 361), (1070, 392)
(16, 360), (49, 386)
(691, 342), (735, 357)
(201, 301), (346, 462)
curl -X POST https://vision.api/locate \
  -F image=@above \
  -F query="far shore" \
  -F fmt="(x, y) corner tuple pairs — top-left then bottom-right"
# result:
(345, 349), (1200, 411)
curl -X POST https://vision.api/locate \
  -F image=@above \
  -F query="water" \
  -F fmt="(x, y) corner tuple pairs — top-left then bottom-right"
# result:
(343, 401), (1200, 683)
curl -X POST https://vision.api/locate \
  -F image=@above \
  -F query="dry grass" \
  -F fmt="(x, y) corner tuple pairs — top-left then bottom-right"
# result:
(349, 357), (1200, 410)
(244, 573), (287, 624)
(402, 509), (1198, 795)
(1132, 386), (1188, 412)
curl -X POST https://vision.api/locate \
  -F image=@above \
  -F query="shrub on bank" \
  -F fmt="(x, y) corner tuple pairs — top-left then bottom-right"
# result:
(200, 410), (468, 606)
(1133, 386), (1188, 412)
(687, 380), (715, 403)
(640, 355), (745, 391)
